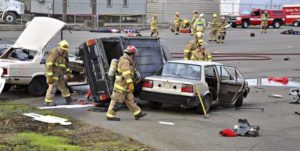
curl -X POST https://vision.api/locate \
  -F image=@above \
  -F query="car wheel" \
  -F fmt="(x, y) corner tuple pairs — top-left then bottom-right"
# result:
(231, 24), (237, 28)
(293, 21), (299, 27)
(273, 20), (281, 29)
(149, 101), (162, 109)
(2, 84), (11, 92)
(234, 94), (244, 107)
(4, 12), (17, 24)
(241, 20), (249, 28)
(196, 96), (211, 114)
(27, 77), (48, 96)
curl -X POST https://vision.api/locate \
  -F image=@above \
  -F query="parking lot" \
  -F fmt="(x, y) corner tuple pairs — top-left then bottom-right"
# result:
(1, 26), (300, 151)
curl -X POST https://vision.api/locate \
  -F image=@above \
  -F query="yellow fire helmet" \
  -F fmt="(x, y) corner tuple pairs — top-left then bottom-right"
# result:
(213, 13), (218, 18)
(58, 40), (69, 52)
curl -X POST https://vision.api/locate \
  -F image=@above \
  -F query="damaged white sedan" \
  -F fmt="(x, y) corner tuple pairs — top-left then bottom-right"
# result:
(140, 60), (250, 113)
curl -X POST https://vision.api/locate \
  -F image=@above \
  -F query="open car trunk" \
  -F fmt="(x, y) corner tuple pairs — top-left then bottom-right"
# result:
(77, 36), (170, 103)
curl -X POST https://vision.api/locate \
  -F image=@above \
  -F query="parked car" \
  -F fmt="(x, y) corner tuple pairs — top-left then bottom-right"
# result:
(140, 60), (250, 114)
(0, 17), (85, 96)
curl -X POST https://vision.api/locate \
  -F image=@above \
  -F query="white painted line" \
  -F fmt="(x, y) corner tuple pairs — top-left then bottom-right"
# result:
(38, 104), (94, 109)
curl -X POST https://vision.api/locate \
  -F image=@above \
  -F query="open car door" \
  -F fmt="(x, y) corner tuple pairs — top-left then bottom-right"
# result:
(217, 65), (245, 104)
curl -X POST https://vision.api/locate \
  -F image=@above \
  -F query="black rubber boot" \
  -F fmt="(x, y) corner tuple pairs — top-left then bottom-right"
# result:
(45, 102), (56, 106)
(106, 117), (121, 121)
(135, 112), (147, 120)
(65, 96), (72, 105)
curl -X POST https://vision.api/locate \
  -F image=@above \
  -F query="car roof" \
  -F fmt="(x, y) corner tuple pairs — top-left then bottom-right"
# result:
(167, 60), (223, 66)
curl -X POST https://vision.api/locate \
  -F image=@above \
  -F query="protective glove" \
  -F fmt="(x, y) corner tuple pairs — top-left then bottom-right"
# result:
(47, 76), (54, 84)
(128, 83), (134, 93)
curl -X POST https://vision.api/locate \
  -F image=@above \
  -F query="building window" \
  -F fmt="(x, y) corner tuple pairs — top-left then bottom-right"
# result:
(107, 0), (112, 8)
(123, 0), (128, 8)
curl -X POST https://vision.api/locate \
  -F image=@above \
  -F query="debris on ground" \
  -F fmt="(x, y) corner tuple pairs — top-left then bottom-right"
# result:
(158, 121), (175, 126)
(233, 119), (260, 137)
(289, 88), (300, 104)
(219, 129), (237, 137)
(0, 102), (152, 150)
(38, 104), (94, 109)
(295, 112), (300, 115)
(235, 107), (264, 112)
(269, 94), (283, 98)
(280, 29), (300, 35)
(268, 76), (289, 85)
(23, 113), (72, 125)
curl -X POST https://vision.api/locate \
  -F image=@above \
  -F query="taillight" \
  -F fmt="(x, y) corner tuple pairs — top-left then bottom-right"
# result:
(142, 80), (153, 88)
(2, 68), (7, 76)
(181, 84), (194, 93)
(99, 92), (110, 101)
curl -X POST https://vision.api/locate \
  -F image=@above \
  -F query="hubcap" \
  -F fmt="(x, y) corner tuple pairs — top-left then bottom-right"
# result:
(294, 22), (299, 26)
(275, 22), (280, 28)
(6, 15), (14, 23)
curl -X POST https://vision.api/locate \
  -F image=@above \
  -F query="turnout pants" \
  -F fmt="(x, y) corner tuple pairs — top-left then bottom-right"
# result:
(106, 91), (141, 118)
(44, 76), (70, 103)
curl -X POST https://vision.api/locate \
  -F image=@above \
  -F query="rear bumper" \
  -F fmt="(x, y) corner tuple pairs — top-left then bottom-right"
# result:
(140, 91), (198, 107)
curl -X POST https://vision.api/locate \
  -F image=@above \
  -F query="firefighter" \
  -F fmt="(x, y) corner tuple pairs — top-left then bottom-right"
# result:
(184, 32), (204, 60)
(195, 13), (206, 34)
(261, 10), (269, 33)
(44, 40), (72, 106)
(173, 12), (181, 35)
(209, 13), (219, 41)
(106, 45), (147, 121)
(191, 10), (199, 35)
(217, 16), (227, 44)
(150, 14), (159, 37)
(191, 39), (212, 61)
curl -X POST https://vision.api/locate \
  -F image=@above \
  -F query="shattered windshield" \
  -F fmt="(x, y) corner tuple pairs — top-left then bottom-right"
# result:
(161, 63), (201, 80)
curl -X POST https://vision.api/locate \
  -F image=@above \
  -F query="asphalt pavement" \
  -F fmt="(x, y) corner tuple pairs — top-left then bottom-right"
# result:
(1, 26), (300, 151)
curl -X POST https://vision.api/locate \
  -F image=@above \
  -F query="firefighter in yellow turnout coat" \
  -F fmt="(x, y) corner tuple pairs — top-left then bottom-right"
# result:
(261, 10), (269, 33)
(184, 32), (204, 60)
(44, 40), (72, 106)
(150, 14), (159, 37)
(191, 40), (212, 61)
(106, 45), (147, 121)
(209, 14), (219, 41)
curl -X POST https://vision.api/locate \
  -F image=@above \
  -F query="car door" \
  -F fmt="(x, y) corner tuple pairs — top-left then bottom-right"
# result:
(251, 10), (261, 25)
(217, 65), (244, 104)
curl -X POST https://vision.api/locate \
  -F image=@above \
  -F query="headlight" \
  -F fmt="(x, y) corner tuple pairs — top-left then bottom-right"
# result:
(236, 17), (242, 20)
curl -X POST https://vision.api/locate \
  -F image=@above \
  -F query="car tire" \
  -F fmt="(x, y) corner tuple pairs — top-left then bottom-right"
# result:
(149, 101), (162, 109)
(272, 20), (281, 29)
(241, 20), (249, 28)
(4, 12), (17, 24)
(2, 84), (11, 92)
(293, 21), (299, 27)
(27, 77), (48, 96)
(231, 24), (237, 28)
(234, 94), (244, 107)
(196, 96), (211, 114)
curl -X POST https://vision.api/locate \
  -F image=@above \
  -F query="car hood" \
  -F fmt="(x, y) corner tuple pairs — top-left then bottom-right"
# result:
(13, 17), (66, 53)
(145, 75), (200, 84)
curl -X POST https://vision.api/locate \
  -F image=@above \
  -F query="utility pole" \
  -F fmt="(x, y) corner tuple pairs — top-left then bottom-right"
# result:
(270, 0), (273, 9)
(62, 0), (67, 22)
(91, 0), (97, 28)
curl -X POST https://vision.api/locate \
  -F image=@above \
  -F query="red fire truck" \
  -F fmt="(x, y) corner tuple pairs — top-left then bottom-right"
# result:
(283, 5), (300, 27)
